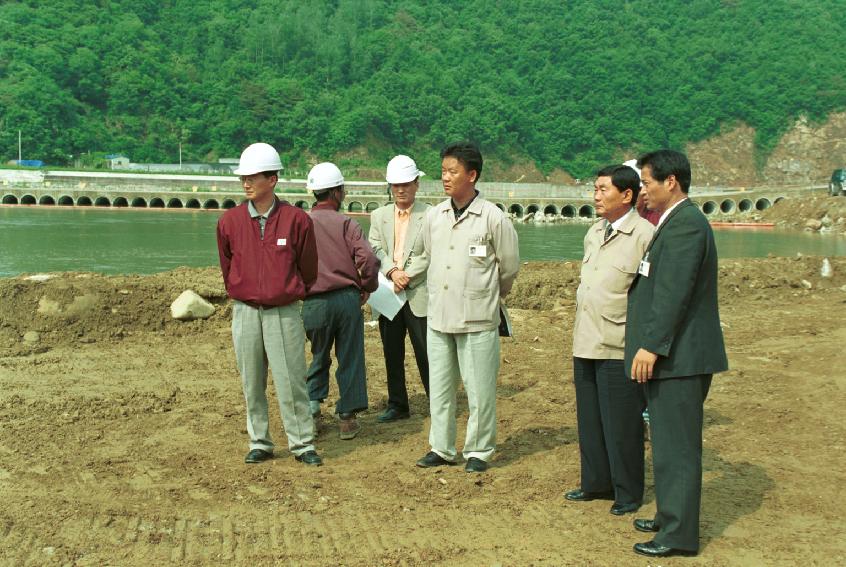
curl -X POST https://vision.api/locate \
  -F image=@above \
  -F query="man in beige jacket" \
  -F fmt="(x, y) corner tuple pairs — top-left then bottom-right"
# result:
(415, 142), (519, 473)
(368, 155), (430, 422)
(564, 164), (654, 514)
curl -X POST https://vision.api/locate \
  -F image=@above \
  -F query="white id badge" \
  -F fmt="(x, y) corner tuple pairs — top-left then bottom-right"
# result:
(277, 238), (287, 246)
(469, 244), (487, 257)
(638, 259), (651, 277)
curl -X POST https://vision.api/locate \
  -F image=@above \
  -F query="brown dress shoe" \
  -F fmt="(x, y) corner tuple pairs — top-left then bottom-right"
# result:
(339, 414), (361, 440)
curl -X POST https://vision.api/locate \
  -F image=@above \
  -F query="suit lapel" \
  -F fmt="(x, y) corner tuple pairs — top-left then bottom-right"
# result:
(631, 200), (693, 286)
(644, 199), (693, 252)
(383, 206), (396, 260)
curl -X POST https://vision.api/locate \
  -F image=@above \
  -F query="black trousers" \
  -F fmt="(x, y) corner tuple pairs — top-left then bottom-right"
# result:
(647, 374), (712, 552)
(573, 357), (646, 506)
(378, 302), (429, 413)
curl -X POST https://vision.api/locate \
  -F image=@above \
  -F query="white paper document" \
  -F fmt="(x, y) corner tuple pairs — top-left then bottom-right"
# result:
(367, 272), (407, 320)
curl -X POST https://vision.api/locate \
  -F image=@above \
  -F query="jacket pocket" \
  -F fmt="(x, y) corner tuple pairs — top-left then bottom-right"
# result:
(463, 289), (493, 323)
(598, 309), (627, 349)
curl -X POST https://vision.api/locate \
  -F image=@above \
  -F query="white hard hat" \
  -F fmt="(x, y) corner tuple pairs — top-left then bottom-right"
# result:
(622, 159), (641, 181)
(385, 155), (425, 184)
(233, 143), (283, 175)
(306, 162), (344, 192)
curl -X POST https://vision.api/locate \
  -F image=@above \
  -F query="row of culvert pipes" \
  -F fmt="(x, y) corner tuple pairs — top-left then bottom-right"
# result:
(1, 193), (781, 218)
(508, 196), (780, 222)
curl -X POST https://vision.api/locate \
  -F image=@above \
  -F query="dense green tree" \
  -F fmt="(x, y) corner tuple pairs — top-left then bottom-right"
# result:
(0, 0), (843, 177)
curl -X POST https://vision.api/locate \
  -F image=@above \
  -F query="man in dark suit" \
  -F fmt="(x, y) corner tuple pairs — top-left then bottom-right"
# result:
(368, 155), (430, 422)
(625, 150), (728, 558)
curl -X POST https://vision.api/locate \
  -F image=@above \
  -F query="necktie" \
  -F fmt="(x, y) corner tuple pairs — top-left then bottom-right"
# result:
(604, 224), (613, 242)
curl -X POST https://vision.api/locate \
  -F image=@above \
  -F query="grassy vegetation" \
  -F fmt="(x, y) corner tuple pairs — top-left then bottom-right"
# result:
(1, 0), (843, 178)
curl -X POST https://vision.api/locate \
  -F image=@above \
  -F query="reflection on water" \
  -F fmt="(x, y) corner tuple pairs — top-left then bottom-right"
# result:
(1, 207), (844, 276)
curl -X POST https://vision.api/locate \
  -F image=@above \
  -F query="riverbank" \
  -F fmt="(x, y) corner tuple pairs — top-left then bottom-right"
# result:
(1, 258), (845, 565)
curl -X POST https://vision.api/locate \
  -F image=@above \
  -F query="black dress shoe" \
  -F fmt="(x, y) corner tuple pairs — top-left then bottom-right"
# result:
(633, 540), (696, 557)
(633, 518), (659, 533)
(564, 488), (614, 502)
(416, 451), (456, 468)
(377, 407), (410, 423)
(295, 450), (323, 466)
(464, 457), (488, 473)
(610, 502), (641, 515)
(244, 449), (272, 464)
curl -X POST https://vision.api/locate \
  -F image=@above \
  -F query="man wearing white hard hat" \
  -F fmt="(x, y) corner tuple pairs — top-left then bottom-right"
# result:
(302, 162), (379, 440)
(368, 155), (431, 423)
(216, 142), (322, 466)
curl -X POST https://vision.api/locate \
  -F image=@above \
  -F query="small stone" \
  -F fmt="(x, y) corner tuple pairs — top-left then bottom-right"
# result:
(25, 274), (54, 282)
(37, 297), (63, 316)
(170, 290), (215, 320)
(41, 547), (55, 556)
(804, 219), (822, 230)
(437, 478), (447, 485)
(800, 279), (812, 289)
(23, 331), (40, 344)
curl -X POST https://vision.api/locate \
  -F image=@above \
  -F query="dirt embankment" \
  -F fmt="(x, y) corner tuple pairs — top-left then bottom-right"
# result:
(1, 258), (845, 565)
(760, 194), (846, 234)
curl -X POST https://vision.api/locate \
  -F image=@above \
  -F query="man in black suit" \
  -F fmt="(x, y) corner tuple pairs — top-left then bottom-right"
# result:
(625, 150), (728, 558)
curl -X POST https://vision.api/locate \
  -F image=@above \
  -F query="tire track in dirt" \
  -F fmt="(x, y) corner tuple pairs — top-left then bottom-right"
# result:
(0, 504), (580, 565)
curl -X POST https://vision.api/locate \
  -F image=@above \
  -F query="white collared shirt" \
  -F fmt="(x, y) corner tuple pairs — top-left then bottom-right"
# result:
(607, 207), (635, 233)
(657, 198), (688, 228)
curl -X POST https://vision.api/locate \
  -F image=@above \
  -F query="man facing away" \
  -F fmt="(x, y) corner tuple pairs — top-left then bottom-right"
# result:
(368, 155), (431, 423)
(216, 142), (322, 466)
(416, 142), (520, 473)
(626, 149), (728, 558)
(302, 162), (379, 440)
(564, 165), (653, 515)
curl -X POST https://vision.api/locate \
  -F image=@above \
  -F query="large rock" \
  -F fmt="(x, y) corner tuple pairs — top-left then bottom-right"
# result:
(170, 290), (215, 321)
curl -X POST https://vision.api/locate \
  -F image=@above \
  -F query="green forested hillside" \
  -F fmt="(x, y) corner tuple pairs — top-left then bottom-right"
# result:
(0, 0), (843, 178)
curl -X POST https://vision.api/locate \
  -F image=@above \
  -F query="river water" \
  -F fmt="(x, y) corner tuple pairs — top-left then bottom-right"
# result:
(1, 207), (844, 276)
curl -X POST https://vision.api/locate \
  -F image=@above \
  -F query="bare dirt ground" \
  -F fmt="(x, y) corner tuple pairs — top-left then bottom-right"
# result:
(1, 257), (845, 566)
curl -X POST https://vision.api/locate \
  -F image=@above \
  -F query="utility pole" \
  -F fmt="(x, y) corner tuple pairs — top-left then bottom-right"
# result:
(18, 130), (22, 162)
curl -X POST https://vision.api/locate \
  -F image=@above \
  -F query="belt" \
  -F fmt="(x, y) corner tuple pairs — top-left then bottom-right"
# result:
(239, 300), (278, 310)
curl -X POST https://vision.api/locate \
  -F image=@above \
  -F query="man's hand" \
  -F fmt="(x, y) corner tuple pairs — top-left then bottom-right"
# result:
(359, 291), (370, 306)
(390, 269), (410, 290)
(631, 348), (658, 383)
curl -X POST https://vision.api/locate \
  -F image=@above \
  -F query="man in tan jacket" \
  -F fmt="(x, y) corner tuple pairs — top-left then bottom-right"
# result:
(415, 142), (519, 473)
(564, 164), (654, 514)
(368, 155), (430, 422)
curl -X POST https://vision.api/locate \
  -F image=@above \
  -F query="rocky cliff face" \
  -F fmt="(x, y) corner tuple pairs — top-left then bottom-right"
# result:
(688, 112), (846, 187)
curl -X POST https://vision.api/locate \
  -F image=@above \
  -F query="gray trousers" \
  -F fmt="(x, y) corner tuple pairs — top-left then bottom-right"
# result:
(427, 327), (500, 462)
(232, 301), (315, 456)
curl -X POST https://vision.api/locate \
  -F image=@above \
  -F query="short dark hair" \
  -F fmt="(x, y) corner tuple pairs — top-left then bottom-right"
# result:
(441, 142), (483, 182)
(637, 150), (691, 193)
(313, 184), (343, 202)
(595, 165), (641, 204)
(258, 170), (278, 179)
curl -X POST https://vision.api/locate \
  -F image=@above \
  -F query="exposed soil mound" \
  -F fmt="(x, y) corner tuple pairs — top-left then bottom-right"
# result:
(761, 194), (846, 233)
(0, 267), (227, 355)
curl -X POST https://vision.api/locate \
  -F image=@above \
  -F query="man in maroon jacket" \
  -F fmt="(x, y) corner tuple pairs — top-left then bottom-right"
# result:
(302, 162), (379, 440)
(217, 142), (322, 466)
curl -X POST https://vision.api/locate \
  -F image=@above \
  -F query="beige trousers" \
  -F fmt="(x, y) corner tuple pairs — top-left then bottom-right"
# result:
(232, 301), (315, 456)
(427, 327), (500, 462)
